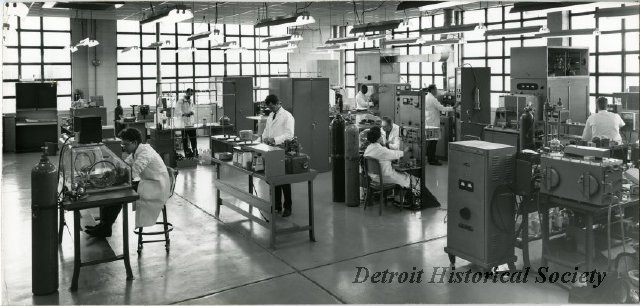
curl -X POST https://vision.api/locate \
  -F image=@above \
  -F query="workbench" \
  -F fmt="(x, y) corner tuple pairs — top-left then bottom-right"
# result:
(211, 157), (318, 249)
(62, 188), (139, 291)
(539, 194), (639, 272)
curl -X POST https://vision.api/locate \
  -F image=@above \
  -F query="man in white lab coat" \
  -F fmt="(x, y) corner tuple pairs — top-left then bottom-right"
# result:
(381, 116), (401, 150)
(262, 94), (296, 217)
(85, 128), (171, 237)
(582, 97), (625, 144)
(356, 84), (373, 109)
(424, 84), (457, 166)
(179, 88), (198, 157)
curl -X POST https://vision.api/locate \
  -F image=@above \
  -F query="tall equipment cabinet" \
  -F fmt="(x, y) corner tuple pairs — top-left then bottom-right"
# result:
(269, 78), (330, 172)
(511, 46), (590, 123)
(222, 76), (253, 132)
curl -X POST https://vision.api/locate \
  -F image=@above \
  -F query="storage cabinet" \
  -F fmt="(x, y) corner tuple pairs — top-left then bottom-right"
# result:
(269, 78), (330, 172)
(222, 77), (253, 132)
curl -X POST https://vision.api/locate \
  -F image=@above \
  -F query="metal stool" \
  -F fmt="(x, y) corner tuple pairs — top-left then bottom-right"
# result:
(134, 167), (178, 254)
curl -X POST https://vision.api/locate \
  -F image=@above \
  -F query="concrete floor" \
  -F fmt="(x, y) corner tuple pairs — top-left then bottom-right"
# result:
(1, 147), (570, 304)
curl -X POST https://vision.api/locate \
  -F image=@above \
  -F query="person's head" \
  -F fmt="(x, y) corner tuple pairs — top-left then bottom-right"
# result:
(367, 126), (382, 144)
(185, 88), (194, 99)
(360, 84), (369, 95)
(425, 84), (438, 95)
(381, 116), (393, 133)
(118, 128), (143, 154)
(596, 97), (608, 111)
(264, 94), (281, 112)
(116, 98), (121, 106)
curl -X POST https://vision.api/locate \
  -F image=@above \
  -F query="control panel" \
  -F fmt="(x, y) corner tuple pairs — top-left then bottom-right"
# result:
(395, 90), (425, 165)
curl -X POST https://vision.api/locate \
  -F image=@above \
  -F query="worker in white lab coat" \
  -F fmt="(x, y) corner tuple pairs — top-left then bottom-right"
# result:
(424, 84), (457, 166)
(85, 128), (171, 237)
(356, 84), (374, 109)
(179, 88), (198, 157)
(381, 116), (401, 150)
(261, 94), (295, 217)
(582, 97), (626, 144)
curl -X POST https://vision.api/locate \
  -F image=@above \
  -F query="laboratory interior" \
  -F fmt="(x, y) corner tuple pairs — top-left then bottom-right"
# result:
(1, 0), (640, 304)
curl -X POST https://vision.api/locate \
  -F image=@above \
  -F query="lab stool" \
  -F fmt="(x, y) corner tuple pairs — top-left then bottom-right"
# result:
(133, 167), (178, 254)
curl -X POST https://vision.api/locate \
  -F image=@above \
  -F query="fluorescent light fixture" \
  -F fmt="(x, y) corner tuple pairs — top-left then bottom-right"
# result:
(595, 5), (640, 19)
(76, 38), (91, 46)
(146, 40), (172, 48)
(64, 45), (78, 53)
(382, 37), (424, 46)
(86, 40), (99, 47)
(420, 23), (481, 35)
(187, 30), (223, 42)
(267, 42), (298, 51)
(5, 2), (29, 18)
(225, 47), (248, 54)
(141, 7), (193, 25)
(42, 2), (56, 9)
(263, 35), (293, 43)
(211, 41), (238, 50)
(325, 36), (361, 45)
(359, 33), (391, 42)
(421, 38), (464, 47)
(255, 12), (314, 28)
(484, 25), (544, 38)
(350, 19), (404, 34)
(417, 1), (475, 12)
(115, 3), (124, 9)
(175, 47), (197, 53)
(289, 34), (303, 41)
(510, 2), (592, 14)
(534, 28), (599, 38)
(120, 46), (139, 53)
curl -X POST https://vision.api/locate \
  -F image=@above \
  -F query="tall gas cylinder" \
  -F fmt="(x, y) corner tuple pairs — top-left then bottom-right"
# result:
(520, 107), (535, 151)
(31, 153), (59, 295)
(344, 122), (360, 207)
(331, 114), (346, 202)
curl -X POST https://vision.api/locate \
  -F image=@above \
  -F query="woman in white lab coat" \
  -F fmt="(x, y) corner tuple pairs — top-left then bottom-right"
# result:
(85, 128), (171, 237)
(363, 127), (414, 188)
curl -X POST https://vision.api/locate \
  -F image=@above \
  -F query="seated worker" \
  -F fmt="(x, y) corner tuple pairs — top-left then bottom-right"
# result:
(356, 84), (374, 109)
(582, 97), (626, 144)
(364, 126), (417, 191)
(381, 116), (401, 150)
(85, 128), (171, 237)
(180, 88), (198, 157)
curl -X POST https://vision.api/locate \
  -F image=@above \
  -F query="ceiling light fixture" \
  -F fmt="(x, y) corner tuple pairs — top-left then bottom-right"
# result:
(187, 29), (222, 42)
(254, 12), (315, 29)
(146, 40), (172, 48)
(211, 41), (238, 50)
(43, 2), (126, 10)
(484, 25), (545, 38)
(225, 47), (248, 54)
(291, 13), (315, 27)
(4, 2), (29, 18)
(77, 37), (99, 47)
(417, 1), (475, 12)
(141, 7), (193, 25)
(359, 33), (391, 42)
(267, 42), (298, 51)
(120, 46), (139, 53)
(325, 36), (361, 45)
(382, 37), (425, 47)
(64, 45), (78, 53)
(42, 2), (56, 9)
(420, 38), (464, 47)
(595, 5), (640, 20)
(534, 28), (599, 38)
(350, 19), (404, 34)
(316, 44), (342, 50)
(511, 2), (594, 15)
(420, 23), (484, 35)
(175, 47), (197, 53)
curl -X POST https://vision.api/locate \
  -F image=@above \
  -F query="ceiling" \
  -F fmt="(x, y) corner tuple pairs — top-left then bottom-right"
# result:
(23, 1), (503, 25)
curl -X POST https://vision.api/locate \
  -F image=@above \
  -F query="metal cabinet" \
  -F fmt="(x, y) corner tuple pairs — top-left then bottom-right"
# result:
(547, 77), (589, 123)
(269, 78), (330, 172)
(222, 76), (253, 132)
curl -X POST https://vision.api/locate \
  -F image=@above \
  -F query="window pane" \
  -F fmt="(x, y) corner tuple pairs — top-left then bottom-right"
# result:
(42, 17), (69, 30)
(141, 34), (155, 47)
(465, 9), (485, 23)
(598, 33), (622, 52)
(143, 79), (156, 92)
(505, 39), (520, 56)
(225, 24), (239, 35)
(21, 48), (41, 63)
(3, 65), (19, 80)
(142, 49), (156, 63)
(118, 65), (141, 78)
(491, 76), (503, 91)
(117, 34), (139, 47)
(505, 59), (511, 74)
(211, 64), (224, 76)
(598, 18), (622, 31)
(20, 17), (40, 29)
(523, 38), (544, 47)
(270, 51), (287, 62)
(227, 64), (240, 76)
(118, 80), (141, 93)
(409, 76), (420, 88)
(464, 42), (485, 57)
(488, 7), (502, 22)
(44, 65), (70, 79)
(487, 41), (503, 57)
(161, 64), (175, 78)
(195, 64), (208, 76)
(22, 65), (41, 79)
(625, 14), (639, 30)
(3, 82), (16, 97)
(572, 14), (595, 29)
(241, 64), (255, 76)
(242, 50), (255, 62)
(3, 48), (19, 63)
(241, 37), (254, 49)
(178, 64), (193, 77)
(177, 22), (192, 34)
(20, 32), (41, 46)
(626, 76), (639, 91)
(226, 50), (240, 62)
(599, 76), (622, 94)
(626, 54), (640, 73)
(118, 95), (140, 108)
(625, 32), (639, 51)
(599, 55), (622, 73)
(211, 50), (225, 62)
(488, 59), (503, 74)
(43, 32), (70, 47)
(142, 65), (157, 78)
(421, 62), (433, 74)
(118, 50), (141, 63)
(44, 49), (70, 63)
(57, 81), (71, 96)
(408, 62), (420, 74)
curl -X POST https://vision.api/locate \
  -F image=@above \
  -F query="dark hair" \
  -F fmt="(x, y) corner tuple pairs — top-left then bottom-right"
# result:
(360, 84), (369, 94)
(367, 126), (382, 143)
(382, 116), (392, 126)
(118, 128), (142, 144)
(596, 97), (608, 110)
(426, 84), (437, 93)
(265, 94), (279, 105)
(186, 88), (194, 95)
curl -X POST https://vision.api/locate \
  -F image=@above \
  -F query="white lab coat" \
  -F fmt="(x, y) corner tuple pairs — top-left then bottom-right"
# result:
(382, 123), (401, 150)
(582, 110), (625, 144)
(125, 144), (171, 228)
(261, 107), (295, 145)
(364, 142), (410, 188)
(179, 98), (194, 126)
(424, 92), (453, 128)
(356, 91), (373, 109)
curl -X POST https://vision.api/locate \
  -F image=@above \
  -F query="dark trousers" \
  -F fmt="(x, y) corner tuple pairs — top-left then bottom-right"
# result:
(99, 205), (123, 226)
(182, 129), (198, 154)
(275, 184), (292, 211)
(426, 140), (438, 163)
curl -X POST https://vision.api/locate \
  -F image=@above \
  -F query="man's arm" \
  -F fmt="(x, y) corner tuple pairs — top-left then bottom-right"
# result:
(388, 127), (401, 150)
(582, 117), (593, 141)
(616, 114), (626, 128)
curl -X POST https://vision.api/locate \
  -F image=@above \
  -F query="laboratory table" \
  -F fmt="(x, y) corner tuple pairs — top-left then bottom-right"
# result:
(211, 157), (318, 249)
(62, 188), (139, 291)
(539, 194), (639, 272)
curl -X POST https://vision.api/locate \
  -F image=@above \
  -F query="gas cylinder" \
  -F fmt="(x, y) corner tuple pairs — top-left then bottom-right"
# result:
(31, 152), (58, 295)
(344, 122), (360, 207)
(331, 114), (346, 202)
(520, 107), (535, 151)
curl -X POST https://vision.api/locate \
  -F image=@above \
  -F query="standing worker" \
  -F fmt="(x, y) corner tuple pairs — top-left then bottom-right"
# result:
(179, 88), (198, 157)
(356, 84), (373, 109)
(424, 85), (458, 166)
(381, 116), (401, 150)
(262, 94), (296, 217)
(582, 97), (626, 145)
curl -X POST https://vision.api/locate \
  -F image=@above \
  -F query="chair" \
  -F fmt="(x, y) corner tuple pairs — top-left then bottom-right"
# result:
(363, 157), (398, 216)
(134, 167), (178, 254)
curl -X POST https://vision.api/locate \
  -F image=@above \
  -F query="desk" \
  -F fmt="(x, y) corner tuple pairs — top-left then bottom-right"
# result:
(62, 188), (139, 291)
(211, 158), (317, 249)
(540, 194), (639, 272)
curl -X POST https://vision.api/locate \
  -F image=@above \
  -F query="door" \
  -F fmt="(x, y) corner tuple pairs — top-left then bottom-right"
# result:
(293, 80), (313, 170)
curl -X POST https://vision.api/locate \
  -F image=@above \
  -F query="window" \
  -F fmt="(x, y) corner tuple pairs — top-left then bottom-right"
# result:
(2, 16), (72, 113)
